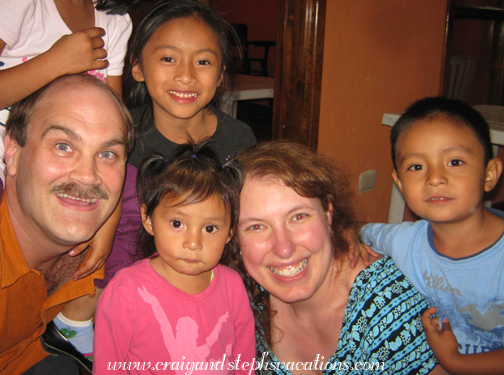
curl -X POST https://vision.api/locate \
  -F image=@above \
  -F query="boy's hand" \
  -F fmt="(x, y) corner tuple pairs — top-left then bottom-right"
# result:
(421, 307), (461, 369)
(49, 27), (109, 76)
(348, 242), (380, 268)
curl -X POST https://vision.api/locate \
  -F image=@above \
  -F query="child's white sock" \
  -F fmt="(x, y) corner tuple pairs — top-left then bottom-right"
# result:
(53, 312), (94, 360)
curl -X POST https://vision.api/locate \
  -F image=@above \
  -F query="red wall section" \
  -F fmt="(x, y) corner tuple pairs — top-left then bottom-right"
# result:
(318, 0), (449, 223)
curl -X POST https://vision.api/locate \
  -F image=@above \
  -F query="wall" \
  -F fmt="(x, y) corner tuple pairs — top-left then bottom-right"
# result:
(318, 1), (449, 223)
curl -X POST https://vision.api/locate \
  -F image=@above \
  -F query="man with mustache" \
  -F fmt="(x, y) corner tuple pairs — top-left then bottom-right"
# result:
(0, 74), (133, 375)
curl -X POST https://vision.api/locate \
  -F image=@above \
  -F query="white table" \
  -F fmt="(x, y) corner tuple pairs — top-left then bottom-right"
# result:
(382, 105), (504, 223)
(222, 74), (275, 118)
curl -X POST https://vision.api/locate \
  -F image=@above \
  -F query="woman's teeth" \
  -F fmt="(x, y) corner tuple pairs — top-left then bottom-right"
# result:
(270, 259), (308, 277)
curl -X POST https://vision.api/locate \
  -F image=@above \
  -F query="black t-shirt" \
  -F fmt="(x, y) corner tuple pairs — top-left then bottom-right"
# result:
(128, 106), (257, 168)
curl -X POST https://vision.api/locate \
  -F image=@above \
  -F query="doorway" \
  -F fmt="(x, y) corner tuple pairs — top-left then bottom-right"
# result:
(210, 0), (326, 147)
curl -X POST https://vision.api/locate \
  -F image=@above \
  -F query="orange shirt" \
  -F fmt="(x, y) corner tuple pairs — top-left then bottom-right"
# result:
(0, 194), (104, 374)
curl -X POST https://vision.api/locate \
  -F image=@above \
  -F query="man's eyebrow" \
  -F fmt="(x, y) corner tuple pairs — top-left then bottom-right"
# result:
(41, 124), (81, 141)
(100, 138), (127, 150)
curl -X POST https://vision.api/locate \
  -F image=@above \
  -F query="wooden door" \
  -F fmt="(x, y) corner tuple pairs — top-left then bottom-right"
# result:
(273, 0), (326, 149)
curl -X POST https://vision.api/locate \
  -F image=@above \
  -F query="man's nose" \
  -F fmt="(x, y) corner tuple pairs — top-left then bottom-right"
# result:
(68, 155), (101, 186)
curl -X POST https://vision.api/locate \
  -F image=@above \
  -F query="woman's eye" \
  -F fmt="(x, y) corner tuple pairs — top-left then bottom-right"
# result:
(248, 224), (262, 231)
(293, 213), (307, 221)
(449, 159), (464, 167)
(407, 164), (422, 171)
(205, 225), (218, 233)
(56, 143), (71, 152)
(171, 220), (183, 228)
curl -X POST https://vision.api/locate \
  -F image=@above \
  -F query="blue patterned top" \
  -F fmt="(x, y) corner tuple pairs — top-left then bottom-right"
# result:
(255, 257), (438, 374)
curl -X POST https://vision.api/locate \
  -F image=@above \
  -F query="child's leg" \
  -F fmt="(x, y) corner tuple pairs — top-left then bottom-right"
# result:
(53, 288), (103, 358)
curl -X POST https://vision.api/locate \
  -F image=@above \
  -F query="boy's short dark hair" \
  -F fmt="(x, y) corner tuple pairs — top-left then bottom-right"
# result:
(390, 96), (493, 171)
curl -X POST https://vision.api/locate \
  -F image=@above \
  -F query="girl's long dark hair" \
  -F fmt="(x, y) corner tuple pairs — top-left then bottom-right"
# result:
(123, 0), (239, 137)
(94, 0), (142, 15)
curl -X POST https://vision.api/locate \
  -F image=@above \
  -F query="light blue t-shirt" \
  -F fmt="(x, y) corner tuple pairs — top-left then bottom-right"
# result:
(360, 209), (504, 355)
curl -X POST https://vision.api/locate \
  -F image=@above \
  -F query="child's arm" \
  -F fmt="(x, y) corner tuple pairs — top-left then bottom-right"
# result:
(0, 27), (108, 109)
(106, 75), (122, 98)
(349, 223), (400, 268)
(422, 307), (504, 374)
(360, 222), (399, 256)
(70, 196), (122, 280)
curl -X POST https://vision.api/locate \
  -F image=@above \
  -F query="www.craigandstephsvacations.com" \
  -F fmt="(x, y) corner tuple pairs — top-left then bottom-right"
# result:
(106, 353), (386, 373)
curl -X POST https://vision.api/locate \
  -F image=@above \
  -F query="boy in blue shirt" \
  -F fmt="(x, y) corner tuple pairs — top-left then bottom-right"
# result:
(360, 97), (504, 374)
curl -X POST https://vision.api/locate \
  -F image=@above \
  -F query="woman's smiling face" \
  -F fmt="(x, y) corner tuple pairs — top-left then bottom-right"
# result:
(237, 176), (335, 304)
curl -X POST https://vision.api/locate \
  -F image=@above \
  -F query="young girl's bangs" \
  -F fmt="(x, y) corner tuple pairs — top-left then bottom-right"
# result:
(148, 164), (232, 216)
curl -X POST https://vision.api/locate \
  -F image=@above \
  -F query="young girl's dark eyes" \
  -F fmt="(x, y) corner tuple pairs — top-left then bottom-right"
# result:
(171, 220), (183, 228)
(161, 57), (174, 63)
(205, 225), (217, 233)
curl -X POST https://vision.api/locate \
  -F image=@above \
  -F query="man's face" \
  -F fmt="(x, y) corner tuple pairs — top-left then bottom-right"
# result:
(5, 83), (127, 247)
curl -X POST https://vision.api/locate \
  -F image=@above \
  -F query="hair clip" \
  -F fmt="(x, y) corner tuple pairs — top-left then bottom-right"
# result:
(224, 152), (237, 163)
(192, 154), (197, 159)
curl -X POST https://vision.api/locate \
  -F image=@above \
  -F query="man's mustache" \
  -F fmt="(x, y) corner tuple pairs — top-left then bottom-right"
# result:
(50, 182), (109, 200)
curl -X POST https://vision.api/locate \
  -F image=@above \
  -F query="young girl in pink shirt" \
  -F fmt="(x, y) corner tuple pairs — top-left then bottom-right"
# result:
(93, 142), (255, 375)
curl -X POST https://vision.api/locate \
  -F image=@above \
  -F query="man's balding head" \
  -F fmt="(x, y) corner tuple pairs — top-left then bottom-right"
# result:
(6, 74), (134, 154)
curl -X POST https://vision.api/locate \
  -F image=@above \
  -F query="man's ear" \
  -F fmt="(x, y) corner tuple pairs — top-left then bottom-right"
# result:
(141, 204), (154, 235)
(4, 133), (21, 177)
(391, 169), (404, 194)
(131, 61), (145, 83)
(484, 157), (503, 192)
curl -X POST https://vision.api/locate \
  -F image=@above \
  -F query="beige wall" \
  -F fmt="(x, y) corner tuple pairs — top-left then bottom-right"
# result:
(318, 1), (449, 223)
